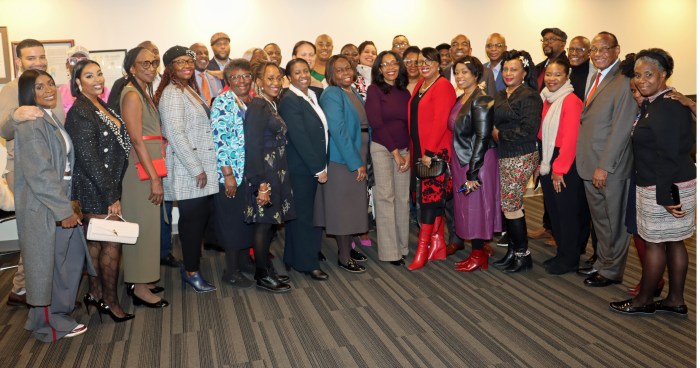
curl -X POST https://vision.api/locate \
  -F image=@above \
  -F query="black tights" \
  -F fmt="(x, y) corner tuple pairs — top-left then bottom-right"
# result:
(335, 235), (353, 264)
(471, 239), (485, 250)
(253, 223), (273, 277)
(634, 240), (687, 307)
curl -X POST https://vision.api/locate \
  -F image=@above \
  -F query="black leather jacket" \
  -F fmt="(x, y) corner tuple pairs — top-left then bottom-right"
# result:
(453, 89), (495, 182)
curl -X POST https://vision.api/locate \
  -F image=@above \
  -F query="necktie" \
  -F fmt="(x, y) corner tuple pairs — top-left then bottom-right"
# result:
(200, 72), (212, 106)
(585, 72), (602, 107)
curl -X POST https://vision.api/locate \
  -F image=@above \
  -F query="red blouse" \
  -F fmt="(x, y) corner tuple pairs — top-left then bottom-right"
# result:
(538, 93), (583, 175)
(408, 77), (457, 158)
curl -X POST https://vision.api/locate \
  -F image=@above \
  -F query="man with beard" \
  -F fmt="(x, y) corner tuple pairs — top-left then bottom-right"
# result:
(190, 43), (221, 106)
(207, 32), (232, 89)
(536, 27), (569, 91)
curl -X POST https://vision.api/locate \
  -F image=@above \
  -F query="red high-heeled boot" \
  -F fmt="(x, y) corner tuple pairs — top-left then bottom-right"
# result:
(428, 216), (446, 260)
(408, 224), (433, 271)
(455, 249), (488, 272)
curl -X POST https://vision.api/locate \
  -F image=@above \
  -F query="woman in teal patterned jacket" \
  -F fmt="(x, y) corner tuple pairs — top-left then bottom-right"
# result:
(210, 59), (256, 288)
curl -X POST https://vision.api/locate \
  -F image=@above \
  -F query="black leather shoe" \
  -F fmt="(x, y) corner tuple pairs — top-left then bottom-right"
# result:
(268, 265), (290, 283)
(318, 252), (327, 261)
(222, 270), (254, 288)
(577, 266), (598, 276)
(585, 254), (597, 266)
(503, 254), (532, 273)
(389, 256), (406, 266)
(160, 253), (181, 268)
(350, 249), (367, 262)
(338, 259), (366, 273)
(305, 269), (329, 281)
(609, 299), (656, 315)
(204, 243), (225, 252)
(584, 273), (621, 287)
(653, 300), (688, 315)
(256, 276), (291, 293)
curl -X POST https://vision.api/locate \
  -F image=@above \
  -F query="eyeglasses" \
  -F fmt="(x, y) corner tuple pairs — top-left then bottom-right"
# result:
(567, 47), (588, 54)
(229, 73), (252, 81)
(415, 60), (434, 67)
(589, 46), (617, 54)
(404, 59), (417, 67)
(68, 56), (88, 66)
(393, 42), (408, 48)
(380, 61), (399, 68)
(136, 59), (160, 70)
(172, 59), (195, 67)
(541, 37), (563, 43)
(486, 43), (504, 49)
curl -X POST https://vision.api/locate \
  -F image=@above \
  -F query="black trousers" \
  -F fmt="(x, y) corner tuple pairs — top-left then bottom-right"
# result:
(177, 195), (212, 272)
(540, 154), (589, 268)
(283, 173), (322, 272)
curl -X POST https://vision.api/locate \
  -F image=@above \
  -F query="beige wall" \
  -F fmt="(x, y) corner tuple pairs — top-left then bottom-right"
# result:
(1, 0), (696, 92)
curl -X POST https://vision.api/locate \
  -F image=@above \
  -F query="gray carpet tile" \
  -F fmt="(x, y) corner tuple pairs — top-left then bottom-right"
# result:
(0, 196), (695, 367)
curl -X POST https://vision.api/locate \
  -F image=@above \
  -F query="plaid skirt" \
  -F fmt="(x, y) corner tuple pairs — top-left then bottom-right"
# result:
(637, 178), (696, 242)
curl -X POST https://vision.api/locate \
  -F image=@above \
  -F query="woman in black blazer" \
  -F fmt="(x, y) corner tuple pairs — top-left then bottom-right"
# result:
(279, 58), (329, 281)
(65, 60), (134, 322)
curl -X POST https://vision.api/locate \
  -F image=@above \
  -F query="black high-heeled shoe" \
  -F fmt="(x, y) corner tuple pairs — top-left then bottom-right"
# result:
(126, 283), (165, 296)
(83, 293), (101, 316)
(97, 299), (135, 323)
(132, 294), (169, 308)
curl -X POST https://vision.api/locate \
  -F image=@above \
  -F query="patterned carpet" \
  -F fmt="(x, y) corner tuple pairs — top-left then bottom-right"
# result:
(0, 196), (695, 368)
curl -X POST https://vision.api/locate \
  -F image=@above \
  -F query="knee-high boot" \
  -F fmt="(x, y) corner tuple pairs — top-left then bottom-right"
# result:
(408, 224), (433, 271)
(428, 216), (446, 260)
(494, 219), (516, 269)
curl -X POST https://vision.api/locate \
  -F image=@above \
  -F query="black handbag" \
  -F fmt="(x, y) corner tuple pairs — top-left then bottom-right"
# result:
(414, 157), (447, 178)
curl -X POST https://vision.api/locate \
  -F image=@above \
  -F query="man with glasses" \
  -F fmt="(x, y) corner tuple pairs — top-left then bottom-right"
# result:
(576, 32), (637, 288)
(58, 46), (110, 114)
(0, 39), (66, 308)
(536, 27), (569, 92)
(484, 33), (507, 92)
(567, 35), (599, 267)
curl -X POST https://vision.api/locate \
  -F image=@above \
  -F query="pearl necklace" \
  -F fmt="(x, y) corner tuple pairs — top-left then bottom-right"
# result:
(418, 76), (438, 97)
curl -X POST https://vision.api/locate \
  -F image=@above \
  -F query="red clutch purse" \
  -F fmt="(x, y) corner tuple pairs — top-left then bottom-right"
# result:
(135, 136), (168, 181)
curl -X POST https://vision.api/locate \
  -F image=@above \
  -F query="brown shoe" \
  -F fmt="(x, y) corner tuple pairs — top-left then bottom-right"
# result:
(445, 242), (465, 256)
(544, 238), (557, 247)
(7, 292), (28, 308)
(527, 228), (552, 239)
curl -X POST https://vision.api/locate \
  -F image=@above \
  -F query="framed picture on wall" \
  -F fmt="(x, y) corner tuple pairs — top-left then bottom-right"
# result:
(11, 39), (74, 85)
(89, 49), (126, 92)
(0, 27), (11, 84)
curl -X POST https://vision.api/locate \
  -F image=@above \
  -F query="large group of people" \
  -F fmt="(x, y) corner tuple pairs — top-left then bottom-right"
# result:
(0, 27), (695, 342)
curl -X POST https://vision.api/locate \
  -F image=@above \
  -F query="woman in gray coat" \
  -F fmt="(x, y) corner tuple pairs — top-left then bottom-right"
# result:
(155, 46), (218, 293)
(13, 70), (95, 342)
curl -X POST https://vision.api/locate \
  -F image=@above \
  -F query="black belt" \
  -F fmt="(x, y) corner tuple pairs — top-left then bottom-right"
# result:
(360, 128), (369, 132)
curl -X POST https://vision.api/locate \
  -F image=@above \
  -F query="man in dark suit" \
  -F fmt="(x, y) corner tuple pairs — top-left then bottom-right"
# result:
(207, 32), (231, 90)
(484, 33), (507, 92)
(576, 32), (638, 287)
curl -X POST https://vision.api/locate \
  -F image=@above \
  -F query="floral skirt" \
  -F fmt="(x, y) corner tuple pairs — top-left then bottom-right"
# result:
(498, 151), (539, 213)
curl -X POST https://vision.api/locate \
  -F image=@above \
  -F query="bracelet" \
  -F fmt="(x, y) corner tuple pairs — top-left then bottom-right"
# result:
(258, 188), (271, 194)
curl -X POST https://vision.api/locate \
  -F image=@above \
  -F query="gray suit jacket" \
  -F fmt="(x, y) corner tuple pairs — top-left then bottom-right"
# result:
(0, 78), (65, 175)
(159, 84), (218, 201)
(576, 61), (638, 181)
(14, 113), (94, 305)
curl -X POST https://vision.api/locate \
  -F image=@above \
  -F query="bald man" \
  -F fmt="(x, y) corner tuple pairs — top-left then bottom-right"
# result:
(484, 33), (507, 92)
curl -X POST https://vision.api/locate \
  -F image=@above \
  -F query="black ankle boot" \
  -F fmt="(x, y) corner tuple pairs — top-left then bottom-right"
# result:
(255, 268), (291, 293)
(503, 253), (533, 273)
(493, 244), (515, 268)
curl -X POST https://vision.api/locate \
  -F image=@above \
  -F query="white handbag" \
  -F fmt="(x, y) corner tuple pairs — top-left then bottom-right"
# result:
(86, 214), (139, 244)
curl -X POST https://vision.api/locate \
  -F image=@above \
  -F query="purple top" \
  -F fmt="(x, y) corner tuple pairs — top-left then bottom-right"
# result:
(365, 84), (411, 152)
